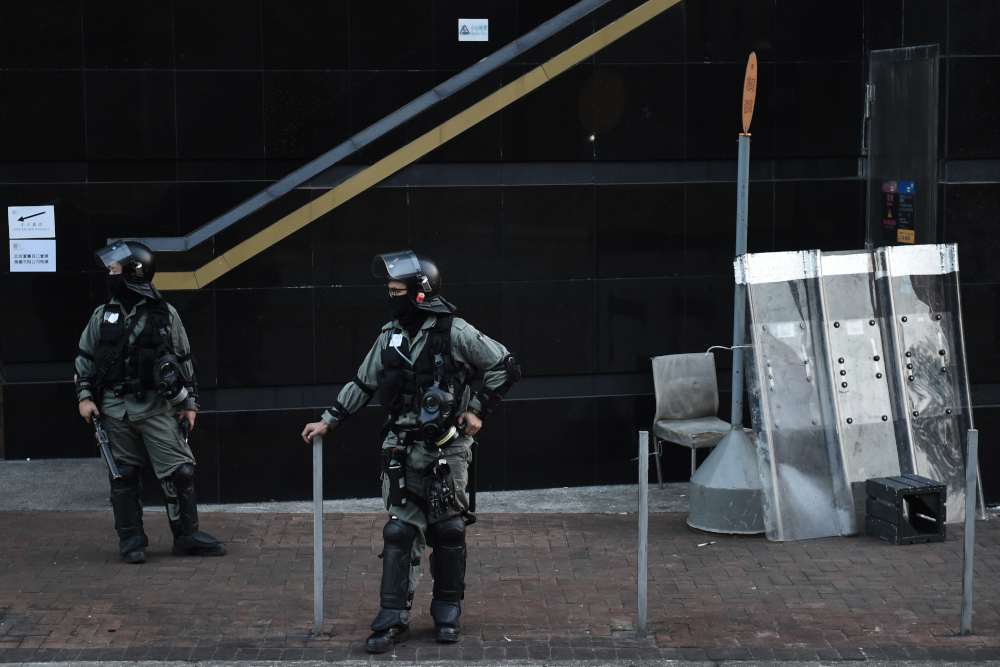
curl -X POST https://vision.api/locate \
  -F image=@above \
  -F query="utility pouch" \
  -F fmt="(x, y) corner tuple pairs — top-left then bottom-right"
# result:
(381, 447), (408, 509)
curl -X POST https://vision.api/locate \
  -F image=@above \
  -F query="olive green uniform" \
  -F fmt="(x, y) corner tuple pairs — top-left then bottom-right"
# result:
(75, 297), (199, 521)
(322, 314), (511, 593)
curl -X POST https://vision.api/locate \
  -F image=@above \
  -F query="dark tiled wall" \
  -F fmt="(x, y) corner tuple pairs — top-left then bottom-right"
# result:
(2, 0), (1000, 503)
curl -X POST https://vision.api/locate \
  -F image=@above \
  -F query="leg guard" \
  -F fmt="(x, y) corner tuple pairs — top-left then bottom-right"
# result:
(170, 463), (199, 536)
(367, 519), (417, 654)
(379, 519), (417, 610)
(169, 464), (226, 557)
(110, 465), (147, 563)
(428, 516), (466, 602)
(428, 516), (466, 642)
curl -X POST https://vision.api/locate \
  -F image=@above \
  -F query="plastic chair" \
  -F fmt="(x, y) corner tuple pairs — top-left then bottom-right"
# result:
(650, 353), (730, 487)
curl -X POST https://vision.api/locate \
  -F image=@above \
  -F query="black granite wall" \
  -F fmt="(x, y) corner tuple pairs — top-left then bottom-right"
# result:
(2, 0), (999, 504)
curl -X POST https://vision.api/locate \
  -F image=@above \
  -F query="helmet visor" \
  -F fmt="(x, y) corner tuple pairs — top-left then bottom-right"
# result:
(95, 240), (133, 269)
(373, 250), (421, 281)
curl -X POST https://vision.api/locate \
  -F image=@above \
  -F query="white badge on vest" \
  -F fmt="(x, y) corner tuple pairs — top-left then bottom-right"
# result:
(104, 311), (119, 324)
(390, 333), (404, 348)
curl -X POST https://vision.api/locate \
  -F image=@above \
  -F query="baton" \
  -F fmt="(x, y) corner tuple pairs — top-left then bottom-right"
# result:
(93, 416), (121, 480)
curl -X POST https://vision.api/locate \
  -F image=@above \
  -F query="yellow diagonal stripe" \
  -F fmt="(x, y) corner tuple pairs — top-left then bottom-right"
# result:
(154, 0), (682, 290)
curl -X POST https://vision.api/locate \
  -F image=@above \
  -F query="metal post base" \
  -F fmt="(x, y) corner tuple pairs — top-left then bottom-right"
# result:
(687, 426), (765, 535)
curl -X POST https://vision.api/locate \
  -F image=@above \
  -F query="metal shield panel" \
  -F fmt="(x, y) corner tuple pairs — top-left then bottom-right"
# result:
(741, 250), (857, 541)
(820, 251), (901, 519)
(865, 45), (939, 248)
(875, 243), (982, 521)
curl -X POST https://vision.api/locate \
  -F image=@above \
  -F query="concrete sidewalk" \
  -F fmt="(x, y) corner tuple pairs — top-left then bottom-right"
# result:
(0, 458), (690, 515)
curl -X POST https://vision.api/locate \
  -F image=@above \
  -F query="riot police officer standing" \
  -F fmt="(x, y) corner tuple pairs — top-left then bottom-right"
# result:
(75, 241), (225, 563)
(302, 251), (520, 652)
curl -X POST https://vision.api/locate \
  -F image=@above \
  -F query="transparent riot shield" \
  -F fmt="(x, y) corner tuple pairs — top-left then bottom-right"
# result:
(875, 244), (983, 521)
(739, 250), (857, 541)
(820, 251), (901, 521)
(865, 45), (939, 248)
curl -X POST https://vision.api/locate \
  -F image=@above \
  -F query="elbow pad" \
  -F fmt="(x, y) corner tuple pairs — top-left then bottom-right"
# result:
(474, 354), (520, 418)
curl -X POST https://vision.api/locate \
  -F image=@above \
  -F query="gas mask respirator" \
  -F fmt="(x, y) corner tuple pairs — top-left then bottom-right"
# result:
(153, 355), (189, 406)
(418, 384), (459, 447)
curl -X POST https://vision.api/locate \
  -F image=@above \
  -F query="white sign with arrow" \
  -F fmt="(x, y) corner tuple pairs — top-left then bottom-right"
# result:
(8, 205), (55, 239)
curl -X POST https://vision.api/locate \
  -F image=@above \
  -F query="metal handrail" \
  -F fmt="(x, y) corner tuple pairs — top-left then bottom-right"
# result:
(129, 0), (622, 253)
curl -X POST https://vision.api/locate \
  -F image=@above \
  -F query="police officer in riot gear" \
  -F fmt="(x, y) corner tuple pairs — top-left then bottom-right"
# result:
(302, 251), (520, 652)
(75, 240), (225, 563)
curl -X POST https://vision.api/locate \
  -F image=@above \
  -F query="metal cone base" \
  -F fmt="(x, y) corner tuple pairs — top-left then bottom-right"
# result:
(687, 425), (765, 535)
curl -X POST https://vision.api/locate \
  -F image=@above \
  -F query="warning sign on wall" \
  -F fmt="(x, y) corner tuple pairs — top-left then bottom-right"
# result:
(881, 181), (915, 244)
(9, 239), (56, 272)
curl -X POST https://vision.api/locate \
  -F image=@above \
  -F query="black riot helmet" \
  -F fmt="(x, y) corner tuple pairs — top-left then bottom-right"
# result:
(95, 240), (161, 299)
(373, 250), (456, 314)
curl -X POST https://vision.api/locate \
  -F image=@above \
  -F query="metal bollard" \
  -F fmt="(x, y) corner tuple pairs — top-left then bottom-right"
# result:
(637, 431), (649, 639)
(961, 429), (979, 636)
(313, 434), (324, 636)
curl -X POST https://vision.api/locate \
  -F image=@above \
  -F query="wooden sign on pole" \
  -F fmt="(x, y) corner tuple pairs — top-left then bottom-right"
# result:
(742, 52), (757, 134)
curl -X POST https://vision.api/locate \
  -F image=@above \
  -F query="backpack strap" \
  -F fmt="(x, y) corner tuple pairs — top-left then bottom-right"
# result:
(429, 315), (456, 390)
(146, 299), (175, 353)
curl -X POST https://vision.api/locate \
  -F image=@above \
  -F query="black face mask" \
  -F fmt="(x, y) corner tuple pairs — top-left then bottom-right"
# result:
(107, 274), (141, 311)
(388, 294), (427, 331)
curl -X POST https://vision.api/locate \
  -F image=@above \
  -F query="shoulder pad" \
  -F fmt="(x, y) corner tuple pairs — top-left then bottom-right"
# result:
(92, 304), (107, 317)
(450, 317), (471, 331)
(381, 321), (395, 332)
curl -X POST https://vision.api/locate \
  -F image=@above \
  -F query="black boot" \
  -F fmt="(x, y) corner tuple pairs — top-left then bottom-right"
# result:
(430, 600), (462, 642)
(365, 518), (416, 653)
(365, 609), (411, 653)
(428, 516), (466, 642)
(169, 464), (226, 557)
(110, 466), (148, 564)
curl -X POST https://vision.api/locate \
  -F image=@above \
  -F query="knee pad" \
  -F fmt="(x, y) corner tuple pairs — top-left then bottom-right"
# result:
(380, 519), (417, 610)
(111, 464), (140, 490)
(427, 515), (465, 547)
(171, 463), (196, 489)
(383, 518), (417, 546)
(428, 516), (466, 602)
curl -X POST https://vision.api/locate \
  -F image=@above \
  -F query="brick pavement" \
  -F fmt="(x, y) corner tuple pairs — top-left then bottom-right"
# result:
(1, 510), (1000, 662)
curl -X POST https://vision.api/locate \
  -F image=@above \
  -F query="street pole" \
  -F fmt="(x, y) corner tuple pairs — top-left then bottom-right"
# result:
(961, 428), (979, 635)
(637, 430), (648, 639)
(731, 52), (757, 425)
(732, 133), (750, 424)
(313, 434), (324, 636)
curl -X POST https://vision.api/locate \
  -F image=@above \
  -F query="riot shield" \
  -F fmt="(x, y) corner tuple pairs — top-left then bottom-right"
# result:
(820, 251), (901, 520)
(739, 250), (857, 541)
(875, 243), (983, 521)
(865, 45), (939, 248)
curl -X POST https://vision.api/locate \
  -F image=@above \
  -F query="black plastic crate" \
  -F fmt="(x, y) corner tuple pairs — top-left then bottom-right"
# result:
(865, 475), (946, 545)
